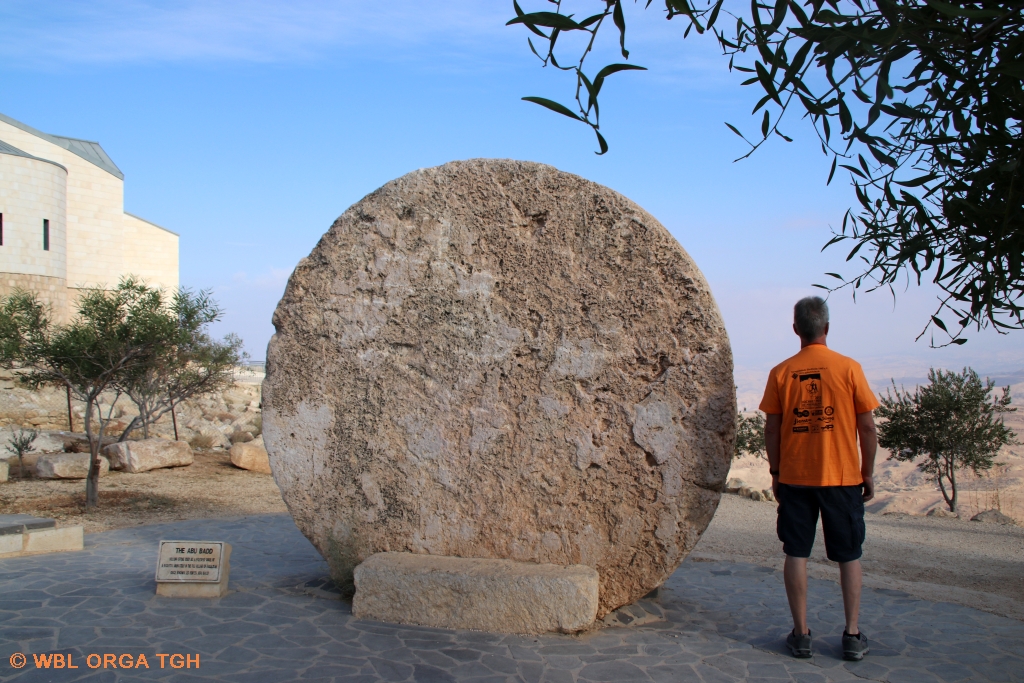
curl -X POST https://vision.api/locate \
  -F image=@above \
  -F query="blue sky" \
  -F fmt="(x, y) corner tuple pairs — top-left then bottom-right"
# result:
(2, 0), (1020, 406)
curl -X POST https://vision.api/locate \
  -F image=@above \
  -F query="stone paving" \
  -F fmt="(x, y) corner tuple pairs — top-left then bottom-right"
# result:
(1, 514), (1022, 682)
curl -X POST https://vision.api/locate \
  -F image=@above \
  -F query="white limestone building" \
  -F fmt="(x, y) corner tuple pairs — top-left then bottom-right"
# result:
(0, 112), (178, 321)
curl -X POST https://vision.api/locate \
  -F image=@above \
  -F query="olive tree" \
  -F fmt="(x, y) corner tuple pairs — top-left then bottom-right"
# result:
(116, 288), (244, 441)
(509, 0), (1024, 344)
(0, 278), (176, 506)
(877, 367), (1018, 513)
(735, 410), (767, 458)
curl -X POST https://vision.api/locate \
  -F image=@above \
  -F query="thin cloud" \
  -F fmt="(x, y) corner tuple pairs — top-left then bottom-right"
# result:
(0, 0), (512, 67)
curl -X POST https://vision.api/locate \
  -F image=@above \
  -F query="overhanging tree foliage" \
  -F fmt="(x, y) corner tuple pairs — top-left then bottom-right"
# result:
(876, 367), (1017, 512)
(509, 0), (1024, 343)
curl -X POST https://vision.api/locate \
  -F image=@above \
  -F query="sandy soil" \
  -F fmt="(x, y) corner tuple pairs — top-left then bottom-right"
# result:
(0, 450), (287, 534)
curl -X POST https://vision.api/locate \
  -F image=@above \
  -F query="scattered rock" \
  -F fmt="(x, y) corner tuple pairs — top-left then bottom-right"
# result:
(970, 509), (1016, 525)
(724, 478), (746, 494)
(761, 488), (775, 502)
(264, 159), (735, 616)
(738, 486), (755, 499)
(230, 439), (271, 474)
(749, 490), (764, 502)
(35, 452), (110, 479)
(926, 507), (958, 518)
(229, 430), (254, 444)
(103, 439), (194, 473)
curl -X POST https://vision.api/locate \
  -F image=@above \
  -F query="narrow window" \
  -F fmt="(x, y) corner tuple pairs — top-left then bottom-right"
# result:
(43, 219), (49, 251)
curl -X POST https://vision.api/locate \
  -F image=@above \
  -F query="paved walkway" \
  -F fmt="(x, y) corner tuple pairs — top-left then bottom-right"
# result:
(1, 514), (1021, 682)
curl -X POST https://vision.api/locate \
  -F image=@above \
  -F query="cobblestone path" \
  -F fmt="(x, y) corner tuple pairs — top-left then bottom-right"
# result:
(1, 515), (1021, 682)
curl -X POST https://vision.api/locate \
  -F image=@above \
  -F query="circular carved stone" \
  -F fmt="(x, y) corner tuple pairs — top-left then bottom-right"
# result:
(264, 159), (735, 616)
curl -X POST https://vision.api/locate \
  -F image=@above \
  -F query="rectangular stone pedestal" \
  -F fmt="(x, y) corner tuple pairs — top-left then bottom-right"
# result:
(23, 527), (84, 554)
(0, 517), (81, 558)
(155, 542), (231, 598)
(352, 552), (599, 634)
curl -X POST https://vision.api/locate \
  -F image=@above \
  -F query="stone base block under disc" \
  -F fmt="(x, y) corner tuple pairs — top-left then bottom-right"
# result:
(353, 552), (598, 634)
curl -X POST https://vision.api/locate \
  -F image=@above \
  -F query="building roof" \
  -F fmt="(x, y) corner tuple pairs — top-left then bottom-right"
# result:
(124, 212), (179, 237)
(0, 138), (69, 172)
(0, 112), (124, 180)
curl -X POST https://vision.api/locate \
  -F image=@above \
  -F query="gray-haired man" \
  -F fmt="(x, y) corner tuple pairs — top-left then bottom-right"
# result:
(760, 297), (878, 660)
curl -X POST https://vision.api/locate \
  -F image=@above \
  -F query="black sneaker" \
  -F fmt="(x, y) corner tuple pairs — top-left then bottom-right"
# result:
(843, 631), (869, 661)
(786, 629), (812, 658)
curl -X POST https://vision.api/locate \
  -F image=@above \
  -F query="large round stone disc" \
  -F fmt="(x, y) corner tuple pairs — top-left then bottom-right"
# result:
(264, 159), (735, 617)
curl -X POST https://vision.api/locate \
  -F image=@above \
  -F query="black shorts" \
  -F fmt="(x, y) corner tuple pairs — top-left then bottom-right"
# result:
(776, 483), (865, 563)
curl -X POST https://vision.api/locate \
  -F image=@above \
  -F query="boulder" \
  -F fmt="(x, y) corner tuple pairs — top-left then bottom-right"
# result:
(103, 439), (193, 473)
(229, 430), (254, 444)
(353, 552), (599, 633)
(263, 159), (735, 617)
(230, 438), (271, 474)
(970, 509), (1015, 525)
(749, 490), (764, 502)
(761, 488), (775, 502)
(738, 486), (755, 499)
(724, 478), (746, 494)
(35, 453), (109, 479)
(926, 506), (957, 518)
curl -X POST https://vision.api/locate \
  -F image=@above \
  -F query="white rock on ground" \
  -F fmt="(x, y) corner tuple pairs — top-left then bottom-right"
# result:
(230, 437), (271, 474)
(35, 453), (110, 479)
(353, 552), (599, 634)
(103, 439), (194, 473)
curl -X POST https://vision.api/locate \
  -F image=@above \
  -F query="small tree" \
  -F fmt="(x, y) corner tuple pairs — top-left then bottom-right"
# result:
(116, 288), (244, 441)
(735, 410), (767, 459)
(877, 368), (1018, 513)
(0, 278), (176, 506)
(6, 429), (37, 479)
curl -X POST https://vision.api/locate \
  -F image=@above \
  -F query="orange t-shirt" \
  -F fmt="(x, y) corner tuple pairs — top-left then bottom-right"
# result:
(759, 344), (879, 486)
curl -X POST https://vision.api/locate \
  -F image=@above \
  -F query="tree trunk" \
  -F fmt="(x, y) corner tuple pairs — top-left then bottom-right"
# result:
(170, 400), (179, 441)
(84, 399), (100, 508)
(936, 454), (954, 511)
(66, 386), (74, 432)
(949, 461), (958, 514)
(118, 416), (140, 442)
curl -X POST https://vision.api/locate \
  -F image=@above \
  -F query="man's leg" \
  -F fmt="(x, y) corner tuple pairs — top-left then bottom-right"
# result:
(784, 555), (809, 634)
(839, 560), (862, 635)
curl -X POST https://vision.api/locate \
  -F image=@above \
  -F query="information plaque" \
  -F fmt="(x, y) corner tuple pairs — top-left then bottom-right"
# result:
(155, 540), (232, 597)
(156, 541), (224, 582)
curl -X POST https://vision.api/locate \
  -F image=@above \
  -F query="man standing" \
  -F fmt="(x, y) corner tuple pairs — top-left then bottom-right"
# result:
(760, 297), (878, 661)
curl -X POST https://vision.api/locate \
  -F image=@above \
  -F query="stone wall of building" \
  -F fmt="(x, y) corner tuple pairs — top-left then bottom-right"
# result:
(122, 212), (179, 293)
(0, 119), (126, 292)
(0, 273), (69, 323)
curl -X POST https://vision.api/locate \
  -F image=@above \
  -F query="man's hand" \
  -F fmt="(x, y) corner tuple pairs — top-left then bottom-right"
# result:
(861, 475), (875, 502)
(771, 472), (780, 501)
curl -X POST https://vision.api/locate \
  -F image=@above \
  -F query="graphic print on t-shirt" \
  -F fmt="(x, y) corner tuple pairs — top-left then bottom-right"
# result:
(791, 367), (835, 435)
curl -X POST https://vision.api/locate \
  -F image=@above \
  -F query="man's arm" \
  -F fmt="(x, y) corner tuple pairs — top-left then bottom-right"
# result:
(856, 411), (877, 502)
(765, 413), (782, 498)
